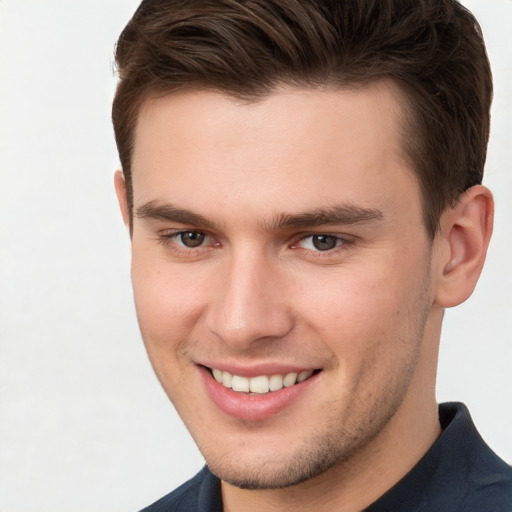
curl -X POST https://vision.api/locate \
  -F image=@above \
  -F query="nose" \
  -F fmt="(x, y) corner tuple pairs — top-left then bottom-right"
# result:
(205, 249), (294, 351)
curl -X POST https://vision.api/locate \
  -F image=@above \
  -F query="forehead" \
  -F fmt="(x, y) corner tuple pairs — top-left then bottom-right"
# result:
(131, 82), (420, 226)
(134, 81), (409, 159)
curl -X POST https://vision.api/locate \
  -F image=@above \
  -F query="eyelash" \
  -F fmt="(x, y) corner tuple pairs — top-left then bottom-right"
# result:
(157, 230), (354, 256)
(293, 234), (352, 253)
(158, 230), (216, 252)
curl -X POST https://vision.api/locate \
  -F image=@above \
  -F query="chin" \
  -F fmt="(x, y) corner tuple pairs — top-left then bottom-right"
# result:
(203, 429), (359, 490)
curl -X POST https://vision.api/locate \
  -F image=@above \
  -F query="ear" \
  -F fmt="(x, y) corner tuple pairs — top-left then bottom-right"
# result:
(114, 170), (130, 228)
(434, 185), (494, 308)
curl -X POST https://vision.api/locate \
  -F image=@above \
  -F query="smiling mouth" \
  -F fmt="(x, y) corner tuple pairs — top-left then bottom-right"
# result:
(208, 367), (320, 394)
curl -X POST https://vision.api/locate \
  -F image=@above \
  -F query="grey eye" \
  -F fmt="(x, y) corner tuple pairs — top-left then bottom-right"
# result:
(179, 232), (205, 247)
(311, 235), (338, 251)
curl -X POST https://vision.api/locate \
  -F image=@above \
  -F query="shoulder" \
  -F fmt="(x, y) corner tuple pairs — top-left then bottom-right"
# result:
(366, 403), (512, 512)
(432, 403), (512, 511)
(139, 466), (222, 512)
(452, 402), (512, 511)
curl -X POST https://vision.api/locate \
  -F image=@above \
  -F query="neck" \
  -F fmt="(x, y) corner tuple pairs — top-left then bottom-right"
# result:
(222, 408), (440, 512)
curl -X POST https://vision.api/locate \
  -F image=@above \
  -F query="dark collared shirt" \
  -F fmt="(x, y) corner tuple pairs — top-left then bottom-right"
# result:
(140, 403), (512, 511)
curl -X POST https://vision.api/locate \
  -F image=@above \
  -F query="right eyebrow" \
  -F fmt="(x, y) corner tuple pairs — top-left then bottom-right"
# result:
(135, 200), (216, 229)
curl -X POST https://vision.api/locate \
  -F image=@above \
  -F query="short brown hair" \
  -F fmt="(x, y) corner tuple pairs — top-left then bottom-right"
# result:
(112, 0), (492, 237)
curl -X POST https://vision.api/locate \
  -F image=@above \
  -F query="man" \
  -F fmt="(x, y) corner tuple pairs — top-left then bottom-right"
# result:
(112, 0), (512, 510)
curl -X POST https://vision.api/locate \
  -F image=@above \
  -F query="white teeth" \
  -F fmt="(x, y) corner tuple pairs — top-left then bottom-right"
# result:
(211, 368), (314, 394)
(283, 372), (298, 387)
(212, 368), (223, 383)
(249, 375), (269, 393)
(221, 371), (233, 388)
(269, 374), (284, 391)
(231, 375), (250, 392)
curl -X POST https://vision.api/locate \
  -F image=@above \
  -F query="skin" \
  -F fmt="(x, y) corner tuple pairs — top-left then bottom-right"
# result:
(115, 81), (493, 512)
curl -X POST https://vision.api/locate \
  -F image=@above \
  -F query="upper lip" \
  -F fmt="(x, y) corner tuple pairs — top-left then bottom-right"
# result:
(198, 361), (320, 378)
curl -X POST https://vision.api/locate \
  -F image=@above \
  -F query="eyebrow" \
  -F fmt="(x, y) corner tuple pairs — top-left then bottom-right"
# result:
(135, 200), (384, 231)
(135, 200), (216, 228)
(269, 205), (384, 230)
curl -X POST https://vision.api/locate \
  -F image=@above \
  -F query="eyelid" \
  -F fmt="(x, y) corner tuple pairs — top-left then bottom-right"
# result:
(158, 228), (217, 250)
(156, 228), (354, 255)
(292, 232), (355, 252)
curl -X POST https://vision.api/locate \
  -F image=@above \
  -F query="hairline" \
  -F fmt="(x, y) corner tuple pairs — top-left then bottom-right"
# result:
(125, 77), (435, 238)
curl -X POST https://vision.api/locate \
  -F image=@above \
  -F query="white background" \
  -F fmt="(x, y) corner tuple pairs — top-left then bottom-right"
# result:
(0, 1), (510, 511)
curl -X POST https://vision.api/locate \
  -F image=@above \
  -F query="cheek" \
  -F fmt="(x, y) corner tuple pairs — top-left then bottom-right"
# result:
(130, 251), (208, 350)
(130, 254), (210, 409)
(294, 258), (430, 360)
(297, 265), (430, 423)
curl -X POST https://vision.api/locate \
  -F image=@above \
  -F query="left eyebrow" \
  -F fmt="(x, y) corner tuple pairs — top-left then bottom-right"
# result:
(268, 205), (384, 230)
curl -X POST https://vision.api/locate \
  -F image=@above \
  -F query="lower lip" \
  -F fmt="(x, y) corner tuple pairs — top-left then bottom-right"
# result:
(200, 367), (319, 422)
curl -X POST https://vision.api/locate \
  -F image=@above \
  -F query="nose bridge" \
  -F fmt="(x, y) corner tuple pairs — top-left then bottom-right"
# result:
(207, 244), (293, 349)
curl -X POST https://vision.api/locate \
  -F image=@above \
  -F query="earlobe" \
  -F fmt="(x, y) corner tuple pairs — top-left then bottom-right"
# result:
(114, 170), (130, 228)
(434, 185), (494, 308)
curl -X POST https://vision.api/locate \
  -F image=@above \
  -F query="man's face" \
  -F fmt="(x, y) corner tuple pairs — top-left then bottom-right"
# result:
(125, 83), (442, 488)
